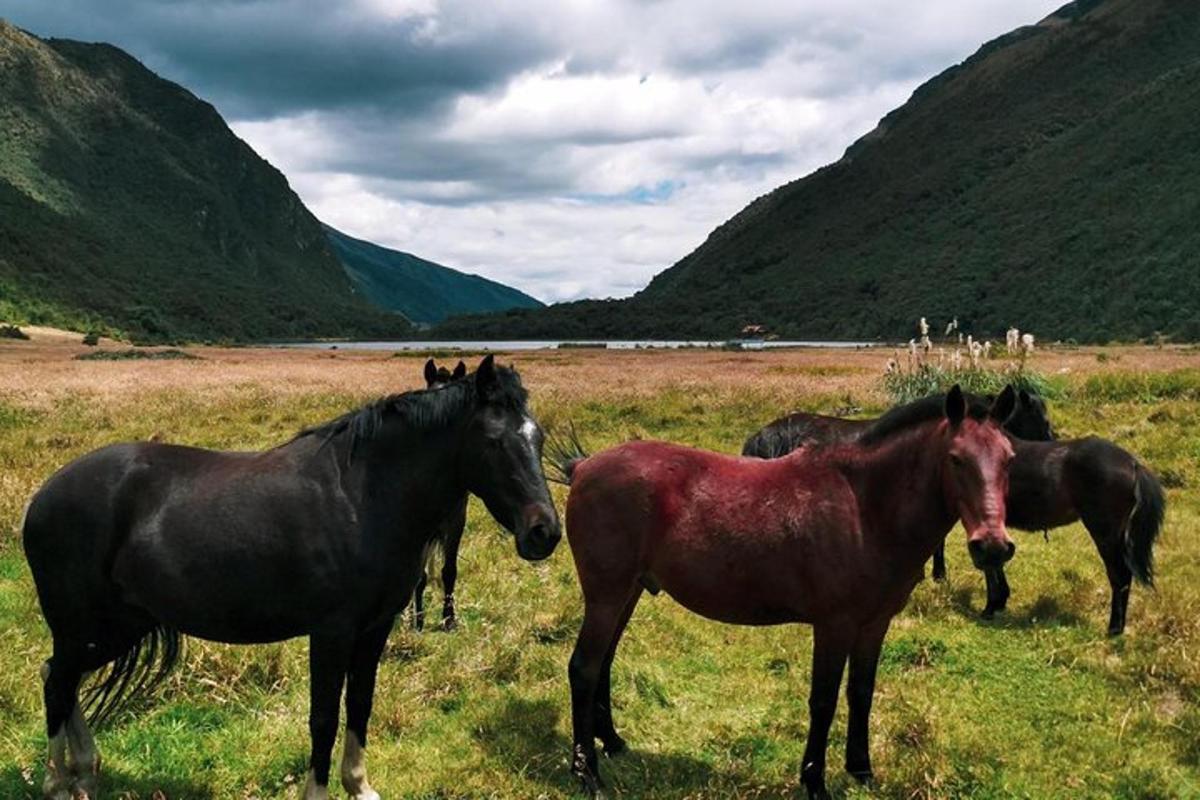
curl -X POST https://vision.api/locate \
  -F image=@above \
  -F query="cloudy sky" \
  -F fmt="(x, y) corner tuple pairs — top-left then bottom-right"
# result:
(3, 0), (1062, 302)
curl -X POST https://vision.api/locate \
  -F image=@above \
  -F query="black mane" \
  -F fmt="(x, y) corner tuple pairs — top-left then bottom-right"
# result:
(296, 364), (527, 455)
(859, 392), (988, 446)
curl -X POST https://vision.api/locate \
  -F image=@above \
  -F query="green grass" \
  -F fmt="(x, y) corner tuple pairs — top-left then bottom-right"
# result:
(0, 374), (1198, 798)
(73, 348), (200, 362)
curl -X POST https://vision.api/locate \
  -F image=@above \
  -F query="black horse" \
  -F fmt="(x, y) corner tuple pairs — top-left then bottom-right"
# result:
(974, 434), (1165, 634)
(412, 358), (468, 631)
(22, 355), (560, 800)
(743, 388), (1165, 634)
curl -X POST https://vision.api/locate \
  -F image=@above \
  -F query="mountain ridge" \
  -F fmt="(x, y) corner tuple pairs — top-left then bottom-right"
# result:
(325, 225), (543, 325)
(435, 0), (1200, 343)
(0, 21), (540, 341)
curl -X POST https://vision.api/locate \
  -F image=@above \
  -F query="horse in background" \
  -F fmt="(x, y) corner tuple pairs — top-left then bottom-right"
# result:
(23, 355), (560, 800)
(744, 389), (1165, 634)
(979, 434), (1164, 634)
(412, 358), (469, 631)
(552, 387), (1017, 799)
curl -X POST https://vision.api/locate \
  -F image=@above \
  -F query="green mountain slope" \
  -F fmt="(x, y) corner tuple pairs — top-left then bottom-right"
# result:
(436, 0), (1200, 343)
(0, 21), (406, 342)
(326, 226), (543, 325)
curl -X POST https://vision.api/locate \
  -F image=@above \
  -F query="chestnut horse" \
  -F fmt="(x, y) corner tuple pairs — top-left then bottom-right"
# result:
(744, 390), (1165, 634)
(743, 388), (1052, 585)
(552, 387), (1017, 799)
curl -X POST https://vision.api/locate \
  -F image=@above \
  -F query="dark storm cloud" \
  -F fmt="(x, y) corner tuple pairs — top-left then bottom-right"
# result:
(0, 0), (556, 118)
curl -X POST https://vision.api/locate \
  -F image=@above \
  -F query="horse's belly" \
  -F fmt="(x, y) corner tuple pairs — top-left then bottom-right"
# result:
(651, 554), (815, 626)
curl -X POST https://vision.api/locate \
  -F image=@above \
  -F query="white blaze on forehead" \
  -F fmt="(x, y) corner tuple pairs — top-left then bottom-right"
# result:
(519, 416), (544, 478)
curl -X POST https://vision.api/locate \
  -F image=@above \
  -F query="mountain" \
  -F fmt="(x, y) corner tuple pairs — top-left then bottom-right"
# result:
(0, 20), (406, 342)
(326, 226), (543, 325)
(435, 0), (1200, 343)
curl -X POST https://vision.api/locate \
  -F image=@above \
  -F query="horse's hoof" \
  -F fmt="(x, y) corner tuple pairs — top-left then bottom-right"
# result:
(573, 769), (605, 799)
(442, 616), (457, 632)
(981, 607), (997, 620)
(848, 767), (875, 786)
(1107, 626), (1124, 637)
(932, 570), (946, 582)
(802, 784), (830, 800)
(602, 735), (627, 756)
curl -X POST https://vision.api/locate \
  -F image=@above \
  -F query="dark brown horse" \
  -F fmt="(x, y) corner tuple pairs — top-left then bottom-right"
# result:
(412, 358), (469, 631)
(552, 387), (1017, 799)
(975, 435), (1164, 634)
(744, 390), (1165, 634)
(23, 356), (560, 800)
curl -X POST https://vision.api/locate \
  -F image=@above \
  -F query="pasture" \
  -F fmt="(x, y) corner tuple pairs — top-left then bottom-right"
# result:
(0, 336), (1197, 799)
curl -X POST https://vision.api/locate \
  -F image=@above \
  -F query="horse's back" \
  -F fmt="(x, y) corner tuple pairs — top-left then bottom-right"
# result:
(743, 412), (867, 458)
(566, 440), (860, 623)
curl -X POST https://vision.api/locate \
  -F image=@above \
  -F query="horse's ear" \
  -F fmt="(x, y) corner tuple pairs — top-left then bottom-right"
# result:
(424, 359), (437, 385)
(453, 361), (467, 379)
(992, 385), (1017, 422)
(1018, 387), (1032, 405)
(945, 384), (966, 427)
(476, 354), (496, 392)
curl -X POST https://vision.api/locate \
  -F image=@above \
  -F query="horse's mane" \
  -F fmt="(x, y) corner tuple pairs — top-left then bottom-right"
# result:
(295, 365), (527, 454)
(858, 392), (989, 446)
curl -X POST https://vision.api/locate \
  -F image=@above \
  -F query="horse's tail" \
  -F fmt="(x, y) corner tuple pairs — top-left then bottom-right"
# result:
(545, 423), (589, 486)
(1126, 463), (1166, 586)
(83, 624), (182, 728)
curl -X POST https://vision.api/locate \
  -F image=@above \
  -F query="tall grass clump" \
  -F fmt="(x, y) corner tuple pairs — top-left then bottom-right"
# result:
(882, 318), (1059, 403)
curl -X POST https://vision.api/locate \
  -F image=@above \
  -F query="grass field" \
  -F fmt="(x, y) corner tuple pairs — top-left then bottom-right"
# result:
(0, 335), (1197, 799)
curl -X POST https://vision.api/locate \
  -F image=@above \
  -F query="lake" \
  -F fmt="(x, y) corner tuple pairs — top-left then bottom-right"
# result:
(278, 339), (877, 351)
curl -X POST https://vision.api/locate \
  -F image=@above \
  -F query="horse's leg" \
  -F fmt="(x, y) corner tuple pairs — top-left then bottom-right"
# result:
(995, 567), (1011, 611)
(65, 699), (100, 798)
(40, 654), (82, 800)
(800, 623), (852, 800)
(411, 570), (427, 632)
(570, 595), (636, 798)
(341, 620), (394, 800)
(931, 543), (947, 582)
(844, 617), (890, 784)
(303, 633), (353, 800)
(1085, 521), (1132, 636)
(981, 567), (1010, 618)
(440, 516), (465, 631)
(593, 589), (643, 755)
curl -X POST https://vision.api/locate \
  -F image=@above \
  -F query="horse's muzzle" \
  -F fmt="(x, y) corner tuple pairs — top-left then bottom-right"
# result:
(515, 504), (561, 561)
(968, 535), (1016, 569)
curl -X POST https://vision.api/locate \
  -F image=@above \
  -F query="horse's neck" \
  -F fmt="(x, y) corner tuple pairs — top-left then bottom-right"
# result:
(843, 423), (955, 554)
(352, 423), (470, 524)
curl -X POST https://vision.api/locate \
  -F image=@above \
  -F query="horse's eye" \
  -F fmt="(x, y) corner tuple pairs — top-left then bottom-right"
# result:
(949, 453), (965, 466)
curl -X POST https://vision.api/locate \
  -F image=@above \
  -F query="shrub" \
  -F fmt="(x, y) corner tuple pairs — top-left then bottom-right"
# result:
(0, 324), (30, 340)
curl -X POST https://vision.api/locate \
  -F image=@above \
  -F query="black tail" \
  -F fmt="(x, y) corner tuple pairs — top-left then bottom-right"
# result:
(545, 423), (589, 486)
(1126, 464), (1166, 586)
(83, 625), (182, 727)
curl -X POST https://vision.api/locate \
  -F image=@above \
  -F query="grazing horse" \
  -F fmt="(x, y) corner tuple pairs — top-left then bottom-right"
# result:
(552, 387), (1017, 799)
(23, 355), (560, 800)
(411, 358), (469, 631)
(744, 390), (1164, 634)
(974, 435), (1165, 634)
